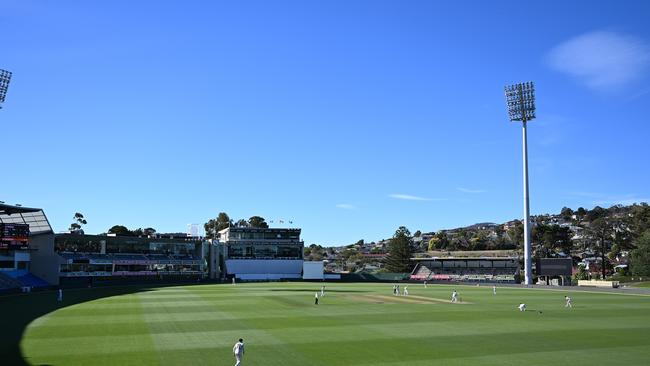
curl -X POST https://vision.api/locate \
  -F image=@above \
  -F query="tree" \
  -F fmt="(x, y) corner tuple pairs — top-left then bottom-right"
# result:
(248, 216), (269, 228)
(587, 218), (614, 279)
(235, 219), (249, 228)
(204, 212), (232, 239)
(560, 207), (574, 221)
(532, 224), (572, 258)
(428, 231), (450, 251)
(143, 227), (156, 236)
(585, 206), (606, 222)
(575, 207), (587, 225)
(413, 230), (422, 238)
(506, 221), (524, 249)
(573, 264), (589, 281)
(630, 230), (650, 276)
(469, 231), (489, 251)
(629, 203), (650, 240)
(69, 212), (87, 233)
(108, 225), (131, 236)
(383, 226), (413, 272)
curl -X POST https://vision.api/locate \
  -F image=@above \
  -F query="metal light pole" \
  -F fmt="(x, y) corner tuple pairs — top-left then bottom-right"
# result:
(505, 82), (536, 286)
(0, 69), (12, 109)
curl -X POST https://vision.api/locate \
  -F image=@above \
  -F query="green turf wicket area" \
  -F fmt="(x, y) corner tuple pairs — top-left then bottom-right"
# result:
(3, 282), (650, 365)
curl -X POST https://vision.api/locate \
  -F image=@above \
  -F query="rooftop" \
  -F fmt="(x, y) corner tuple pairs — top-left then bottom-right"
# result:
(0, 203), (53, 235)
(218, 227), (301, 234)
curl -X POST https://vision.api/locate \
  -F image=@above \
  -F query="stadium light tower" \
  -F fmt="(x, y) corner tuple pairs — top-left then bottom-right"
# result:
(504, 81), (536, 286)
(0, 69), (12, 109)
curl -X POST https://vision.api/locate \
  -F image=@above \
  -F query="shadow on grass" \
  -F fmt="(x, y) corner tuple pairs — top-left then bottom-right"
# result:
(0, 283), (202, 366)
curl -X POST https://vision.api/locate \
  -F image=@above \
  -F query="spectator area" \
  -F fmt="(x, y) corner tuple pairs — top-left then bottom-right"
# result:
(410, 257), (518, 283)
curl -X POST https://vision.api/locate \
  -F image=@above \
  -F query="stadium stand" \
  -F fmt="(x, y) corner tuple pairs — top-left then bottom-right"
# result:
(410, 258), (519, 283)
(54, 233), (205, 286)
(15, 273), (49, 288)
(0, 272), (23, 290)
(0, 271), (49, 292)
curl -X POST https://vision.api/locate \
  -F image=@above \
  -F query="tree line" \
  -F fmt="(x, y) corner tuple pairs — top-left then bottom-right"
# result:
(382, 203), (650, 276)
(203, 212), (270, 239)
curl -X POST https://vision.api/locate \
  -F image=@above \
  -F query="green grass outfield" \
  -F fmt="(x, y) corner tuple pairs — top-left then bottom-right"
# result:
(630, 281), (650, 288)
(5, 282), (650, 365)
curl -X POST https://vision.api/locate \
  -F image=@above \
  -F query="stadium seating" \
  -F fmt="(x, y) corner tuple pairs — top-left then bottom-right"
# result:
(0, 272), (49, 290)
(16, 274), (50, 288)
(0, 272), (23, 290)
(410, 262), (517, 283)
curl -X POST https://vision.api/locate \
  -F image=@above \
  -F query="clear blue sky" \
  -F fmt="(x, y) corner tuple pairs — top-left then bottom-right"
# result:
(2, 1), (650, 246)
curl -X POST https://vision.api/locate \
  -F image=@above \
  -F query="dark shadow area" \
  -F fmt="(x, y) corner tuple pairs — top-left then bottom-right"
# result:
(0, 282), (213, 366)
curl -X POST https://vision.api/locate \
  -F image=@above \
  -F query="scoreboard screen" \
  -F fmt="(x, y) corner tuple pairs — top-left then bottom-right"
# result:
(0, 223), (30, 250)
(536, 258), (572, 276)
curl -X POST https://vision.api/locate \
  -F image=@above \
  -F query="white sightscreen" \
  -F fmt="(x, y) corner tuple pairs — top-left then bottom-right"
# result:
(302, 261), (324, 280)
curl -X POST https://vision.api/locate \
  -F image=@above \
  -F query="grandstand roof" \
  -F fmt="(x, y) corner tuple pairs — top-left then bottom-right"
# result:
(218, 227), (301, 234)
(0, 203), (53, 235)
(412, 257), (518, 261)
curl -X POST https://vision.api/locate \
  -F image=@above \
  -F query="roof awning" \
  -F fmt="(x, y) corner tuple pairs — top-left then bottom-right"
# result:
(0, 203), (53, 235)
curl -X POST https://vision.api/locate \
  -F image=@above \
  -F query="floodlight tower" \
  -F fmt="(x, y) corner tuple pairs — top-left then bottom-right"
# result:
(504, 82), (536, 286)
(0, 69), (12, 109)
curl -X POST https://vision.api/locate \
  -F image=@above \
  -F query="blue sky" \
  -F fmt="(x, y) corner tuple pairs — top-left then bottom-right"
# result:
(2, 0), (650, 246)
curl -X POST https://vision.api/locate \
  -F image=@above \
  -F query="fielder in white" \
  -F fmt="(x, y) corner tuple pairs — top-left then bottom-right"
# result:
(518, 303), (526, 312)
(565, 296), (573, 308)
(492, 285), (496, 295)
(451, 290), (458, 303)
(403, 286), (409, 296)
(233, 338), (245, 366)
(57, 288), (63, 302)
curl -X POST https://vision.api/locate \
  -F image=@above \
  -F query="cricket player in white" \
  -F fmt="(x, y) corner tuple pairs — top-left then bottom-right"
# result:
(492, 285), (496, 295)
(518, 303), (526, 312)
(565, 296), (573, 308)
(321, 285), (325, 297)
(451, 290), (458, 303)
(233, 338), (244, 366)
(403, 286), (409, 296)
(57, 288), (63, 302)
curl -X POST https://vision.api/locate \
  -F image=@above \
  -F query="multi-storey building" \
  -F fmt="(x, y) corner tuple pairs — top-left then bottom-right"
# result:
(54, 233), (206, 286)
(218, 227), (304, 280)
(0, 203), (54, 290)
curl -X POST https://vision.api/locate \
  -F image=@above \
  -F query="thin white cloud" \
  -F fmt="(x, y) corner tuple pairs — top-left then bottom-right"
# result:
(388, 193), (443, 202)
(592, 197), (650, 206)
(457, 187), (486, 194)
(336, 203), (356, 210)
(547, 31), (650, 90)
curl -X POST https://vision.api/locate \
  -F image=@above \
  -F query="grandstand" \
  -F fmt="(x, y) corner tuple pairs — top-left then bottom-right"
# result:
(54, 233), (205, 286)
(218, 227), (304, 280)
(410, 257), (519, 283)
(0, 203), (54, 292)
